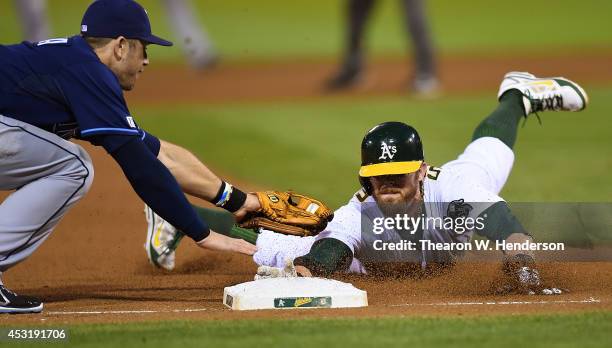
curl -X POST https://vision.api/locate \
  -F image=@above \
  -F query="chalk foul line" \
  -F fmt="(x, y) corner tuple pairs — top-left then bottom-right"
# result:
(46, 308), (210, 315)
(43, 298), (602, 315)
(390, 297), (601, 307)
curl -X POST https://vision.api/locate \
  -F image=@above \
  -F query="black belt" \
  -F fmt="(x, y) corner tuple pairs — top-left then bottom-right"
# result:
(39, 122), (79, 140)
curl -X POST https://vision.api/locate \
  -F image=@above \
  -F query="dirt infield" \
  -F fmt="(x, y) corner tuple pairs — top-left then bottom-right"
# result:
(1, 53), (611, 324)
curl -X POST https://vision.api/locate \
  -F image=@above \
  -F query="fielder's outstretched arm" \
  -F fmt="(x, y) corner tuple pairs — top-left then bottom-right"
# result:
(157, 140), (260, 220)
(157, 140), (222, 199)
(97, 134), (255, 255)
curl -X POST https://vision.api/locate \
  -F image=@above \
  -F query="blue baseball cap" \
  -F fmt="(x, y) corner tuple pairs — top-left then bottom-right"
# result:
(81, 0), (172, 46)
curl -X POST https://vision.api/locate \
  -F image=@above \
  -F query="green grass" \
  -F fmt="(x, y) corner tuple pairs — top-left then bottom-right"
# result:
(5, 312), (612, 347)
(136, 86), (612, 208)
(1, 0), (610, 62)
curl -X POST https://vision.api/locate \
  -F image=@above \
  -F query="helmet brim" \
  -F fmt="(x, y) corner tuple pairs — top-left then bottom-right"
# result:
(359, 161), (422, 177)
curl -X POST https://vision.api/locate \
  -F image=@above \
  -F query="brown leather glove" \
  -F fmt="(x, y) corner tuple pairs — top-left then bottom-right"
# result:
(239, 191), (334, 237)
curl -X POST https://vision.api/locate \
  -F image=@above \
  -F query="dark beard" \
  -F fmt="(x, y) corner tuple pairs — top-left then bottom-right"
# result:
(375, 195), (423, 242)
(377, 199), (409, 218)
(375, 180), (422, 218)
(377, 197), (422, 219)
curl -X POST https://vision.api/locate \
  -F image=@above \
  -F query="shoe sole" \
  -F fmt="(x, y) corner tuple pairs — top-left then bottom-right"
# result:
(503, 72), (589, 110)
(0, 303), (43, 314)
(144, 206), (162, 268)
(503, 71), (536, 82)
(144, 206), (177, 271)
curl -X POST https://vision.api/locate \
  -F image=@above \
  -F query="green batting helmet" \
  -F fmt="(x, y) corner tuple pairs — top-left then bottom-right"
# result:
(359, 121), (424, 193)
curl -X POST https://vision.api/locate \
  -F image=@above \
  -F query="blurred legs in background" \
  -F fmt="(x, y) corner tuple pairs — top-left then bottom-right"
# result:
(326, 0), (438, 95)
(14, 0), (218, 70)
(160, 0), (219, 70)
(402, 0), (437, 94)
(13, 0), (51, 42)
(326, 0), (375, 90)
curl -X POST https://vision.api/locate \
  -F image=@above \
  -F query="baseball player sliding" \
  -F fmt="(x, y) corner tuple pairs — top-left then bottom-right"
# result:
(0, 0), (258, 314)
(146, 72), (588, 295)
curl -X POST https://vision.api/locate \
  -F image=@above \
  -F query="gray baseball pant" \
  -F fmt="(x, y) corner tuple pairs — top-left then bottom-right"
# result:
(0, 115), (94, 284)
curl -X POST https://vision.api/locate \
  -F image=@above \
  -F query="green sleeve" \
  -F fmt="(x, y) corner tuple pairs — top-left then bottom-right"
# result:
(477, 201), (529, 241)
(293, 238), (353, 277)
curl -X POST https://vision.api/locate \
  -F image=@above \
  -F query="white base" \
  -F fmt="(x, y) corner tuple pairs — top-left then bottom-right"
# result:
(223, 277), (368, 310)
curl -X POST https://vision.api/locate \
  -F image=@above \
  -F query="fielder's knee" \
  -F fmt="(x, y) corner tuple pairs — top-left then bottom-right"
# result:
(65, 144), (95, 199)
(78, 146), (95, 196)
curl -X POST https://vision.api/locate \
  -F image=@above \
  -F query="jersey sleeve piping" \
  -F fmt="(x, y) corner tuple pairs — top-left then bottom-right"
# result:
(80, 127), (140, 137)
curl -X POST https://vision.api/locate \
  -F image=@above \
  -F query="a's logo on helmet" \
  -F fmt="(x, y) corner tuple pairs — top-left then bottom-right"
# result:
(378, 141), (397, 160)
